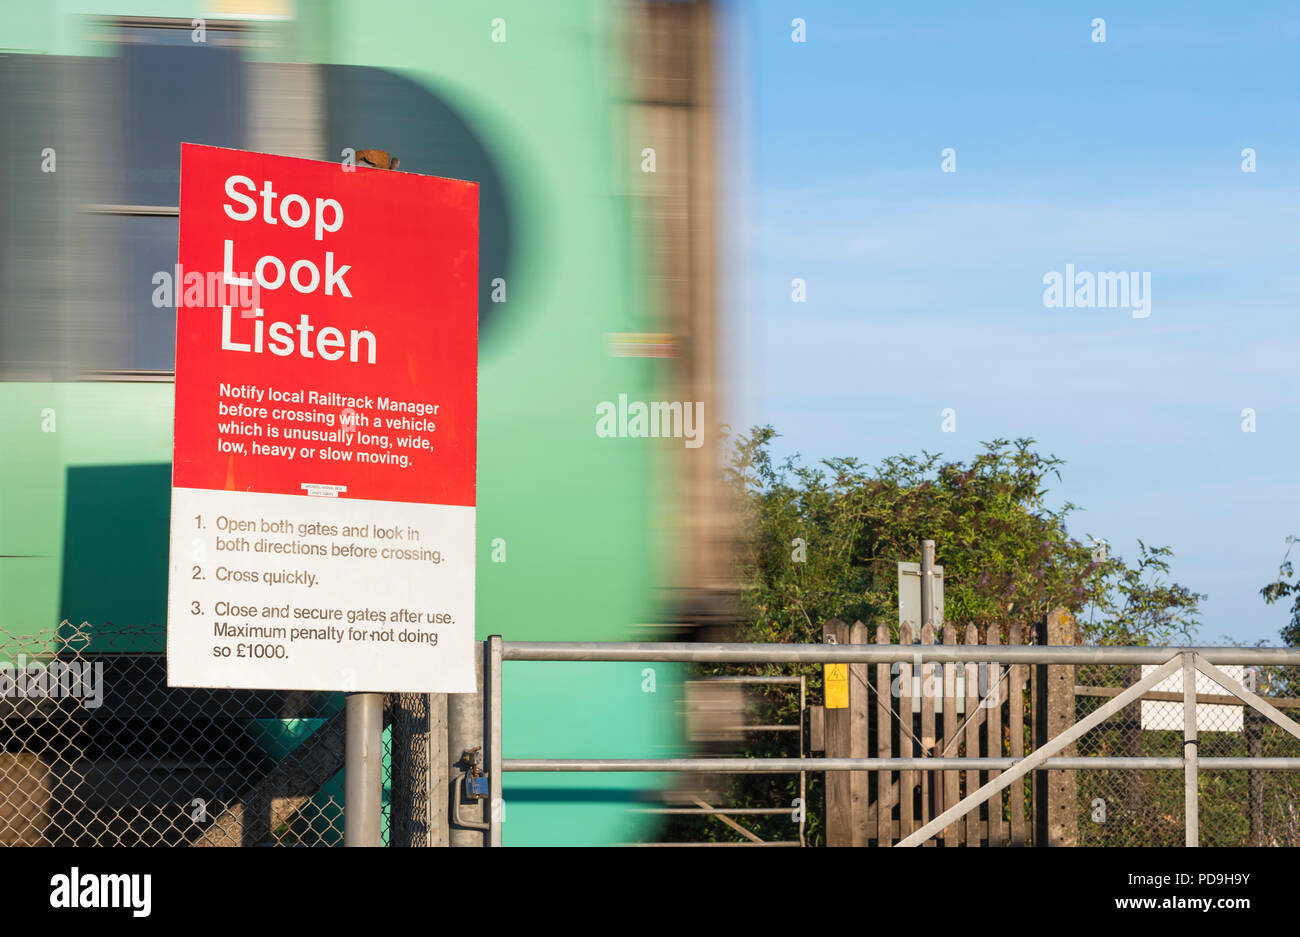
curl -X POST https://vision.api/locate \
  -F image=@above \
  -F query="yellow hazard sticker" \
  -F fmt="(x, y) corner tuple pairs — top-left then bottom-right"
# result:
(825, 663), (848, 709)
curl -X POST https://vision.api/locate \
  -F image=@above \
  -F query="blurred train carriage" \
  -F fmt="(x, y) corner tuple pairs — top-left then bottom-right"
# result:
(0, 1), (729, 845)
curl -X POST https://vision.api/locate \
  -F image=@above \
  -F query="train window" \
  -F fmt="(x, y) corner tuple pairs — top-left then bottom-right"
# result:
(0, 25), (510, 378)
(86, 19), (250, 375)
(101, 21), (248, 371)
(118, 28), (247, 207)
(124, 215), (182, 372)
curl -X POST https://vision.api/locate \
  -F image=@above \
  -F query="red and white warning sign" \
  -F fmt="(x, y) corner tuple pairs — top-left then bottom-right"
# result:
(167, 143), (478, 693)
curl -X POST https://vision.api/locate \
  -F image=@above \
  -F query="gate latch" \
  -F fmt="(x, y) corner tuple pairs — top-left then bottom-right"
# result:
(460, 747), (490, 799)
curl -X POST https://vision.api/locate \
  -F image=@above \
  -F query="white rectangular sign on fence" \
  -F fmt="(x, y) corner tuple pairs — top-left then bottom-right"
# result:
(1139, 664), (1245, 732)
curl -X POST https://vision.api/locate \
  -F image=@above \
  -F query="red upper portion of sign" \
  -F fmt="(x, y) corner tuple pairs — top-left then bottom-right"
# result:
(174, 143), (478, 507)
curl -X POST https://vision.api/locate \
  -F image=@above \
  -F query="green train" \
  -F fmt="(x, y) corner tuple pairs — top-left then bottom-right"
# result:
(0, 0), (724, 845)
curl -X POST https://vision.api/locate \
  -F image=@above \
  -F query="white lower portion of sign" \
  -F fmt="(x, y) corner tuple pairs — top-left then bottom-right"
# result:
(167, 486), (475, 692)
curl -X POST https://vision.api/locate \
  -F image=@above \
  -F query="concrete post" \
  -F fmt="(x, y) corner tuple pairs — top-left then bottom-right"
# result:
(1040, 608), (1078, 846)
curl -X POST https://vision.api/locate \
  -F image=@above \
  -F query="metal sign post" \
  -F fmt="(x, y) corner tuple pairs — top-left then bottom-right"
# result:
(345, 692), (384, 846)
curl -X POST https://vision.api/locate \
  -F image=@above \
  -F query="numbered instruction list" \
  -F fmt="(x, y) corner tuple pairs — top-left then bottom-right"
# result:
(167, 487), (475, 693)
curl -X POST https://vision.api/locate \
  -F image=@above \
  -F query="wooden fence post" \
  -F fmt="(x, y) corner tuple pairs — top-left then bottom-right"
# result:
(942, 623), (959, 845)
(849, 621), (871, 845)
(964, 624), (980, 844)
(898, 622), (915, 840)
(875, 622), (893, 846)
(1008, 622), (1027, 846)
(919, 622), (936, 845)
(985, 625), (1005, 846)
(1245, 705), (1264, 846)
(823, 619), (851, 845)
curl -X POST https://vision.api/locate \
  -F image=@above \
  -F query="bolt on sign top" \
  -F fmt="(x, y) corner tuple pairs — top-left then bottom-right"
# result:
(167, 143), (478, 694)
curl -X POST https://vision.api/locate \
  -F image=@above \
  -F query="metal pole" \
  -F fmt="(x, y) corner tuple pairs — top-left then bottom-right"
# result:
(447, 642), (485, 846)
(920, 539), (936, 628)
(1183, 653), (1198, 847)
(488, 635), (504, 847)
(501, 641), (1300, 665)
(341, 148), (399, 850)
(344, 692), (384, 846)
(502, 755), (1300, 772)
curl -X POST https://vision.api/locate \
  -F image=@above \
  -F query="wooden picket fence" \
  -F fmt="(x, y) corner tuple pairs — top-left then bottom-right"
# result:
(818, 618), (1036, 846)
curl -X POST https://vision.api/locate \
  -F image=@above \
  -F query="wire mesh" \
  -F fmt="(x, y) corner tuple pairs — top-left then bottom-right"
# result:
(1074, 660), (1300, 847)
(0, 622), (354, 846)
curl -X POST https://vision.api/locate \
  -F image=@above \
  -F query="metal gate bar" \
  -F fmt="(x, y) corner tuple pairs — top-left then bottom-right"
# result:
(486, 640), (1300, 847)
(503, 757), (1300, 771)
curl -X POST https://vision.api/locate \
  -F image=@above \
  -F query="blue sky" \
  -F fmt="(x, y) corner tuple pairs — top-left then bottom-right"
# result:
(719, 2), (1300, 643)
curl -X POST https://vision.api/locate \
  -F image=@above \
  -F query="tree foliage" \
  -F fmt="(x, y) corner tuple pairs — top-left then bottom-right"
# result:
(726, 426), (1203, 646)
(1260, 535), (1300, 646)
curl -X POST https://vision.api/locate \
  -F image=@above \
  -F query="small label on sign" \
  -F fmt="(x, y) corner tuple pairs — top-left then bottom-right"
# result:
(825, 663), (848, 709)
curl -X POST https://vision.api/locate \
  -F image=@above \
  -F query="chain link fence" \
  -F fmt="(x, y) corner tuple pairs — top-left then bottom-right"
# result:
(0, 622), (415, 846)
(1075, 661), (1300, 847)
(3, 624), (1296, 846)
